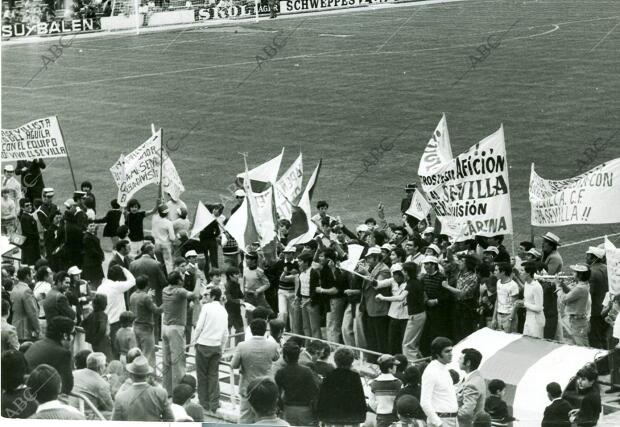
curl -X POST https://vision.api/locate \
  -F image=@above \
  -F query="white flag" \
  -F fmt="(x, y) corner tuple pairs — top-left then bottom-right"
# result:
(405, 189), (431, 220)
(189, 201), (216, 239)
(275, 153), (303, 220)
(339, 244), (365, 273)
(236, 149), (284, 185)
(417, 113), (453, 177)
(605, 237), (620, 294)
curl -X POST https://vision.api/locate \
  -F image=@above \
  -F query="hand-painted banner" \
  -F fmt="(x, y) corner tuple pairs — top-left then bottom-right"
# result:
(110, 129), (184, 206)
(417, 113), (453, 177)
(275, 154), (303, 220)
(605, 237), (620, 294)
(529, 158), (620, 226)
(420, 125), (513, 240)
(1, 116), (66, 161)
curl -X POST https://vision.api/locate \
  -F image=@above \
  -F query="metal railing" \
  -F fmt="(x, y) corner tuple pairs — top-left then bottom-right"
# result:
(68, 391), (106, 420)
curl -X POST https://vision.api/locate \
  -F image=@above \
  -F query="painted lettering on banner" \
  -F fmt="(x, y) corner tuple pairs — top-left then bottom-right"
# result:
(1, 19), (95, 37)
(1, 116), (67, 161)
(279, 0), (388, 13)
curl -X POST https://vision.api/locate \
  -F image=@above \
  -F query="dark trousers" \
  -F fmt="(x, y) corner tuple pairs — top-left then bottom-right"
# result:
(364, 315), (390, 357)
(201, 239), (219, 275)
(454, 302), (477, 342)
(388, 318), (408, 355)
(589, 315), (609, 349)
(195, 344), (221, 411)
(544, 315), (558, 340)
(109, 321), (121, 360)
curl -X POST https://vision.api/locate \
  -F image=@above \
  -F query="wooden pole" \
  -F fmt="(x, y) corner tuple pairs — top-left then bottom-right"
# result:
(158, 127), (164, 200)
(57, 119), (77, 190)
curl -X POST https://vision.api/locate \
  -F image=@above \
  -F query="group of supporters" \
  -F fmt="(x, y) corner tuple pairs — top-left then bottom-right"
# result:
(0, 160), (616, 425)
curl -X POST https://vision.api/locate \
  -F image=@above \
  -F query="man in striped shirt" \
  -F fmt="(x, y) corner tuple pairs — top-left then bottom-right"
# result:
(370, 355), (403, 427)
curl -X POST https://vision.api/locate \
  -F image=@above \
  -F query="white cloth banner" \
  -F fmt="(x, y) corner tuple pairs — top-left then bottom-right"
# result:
(252, 187), (278, 247)
(405, 189), (431, 220)
(417, 113), (453, 177)
(1, 116), (67, 161)
(529, 158), (620, 226)
(110, 129), (184, 206)
(275, 153), (303, 220)
(605, 237), (620, 295)
(420, 125), (513, 240)
(339, 244), (365, 273)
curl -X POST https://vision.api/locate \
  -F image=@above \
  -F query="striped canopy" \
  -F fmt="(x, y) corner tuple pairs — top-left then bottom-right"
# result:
(448, 328), (607, 426)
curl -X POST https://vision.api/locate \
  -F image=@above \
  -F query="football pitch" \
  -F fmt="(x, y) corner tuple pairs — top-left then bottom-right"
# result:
(2, 0), (619, 264)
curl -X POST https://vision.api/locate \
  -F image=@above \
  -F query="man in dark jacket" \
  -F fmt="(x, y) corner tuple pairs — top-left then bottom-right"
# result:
(542, 382), (572, 427)
(199, 203), (221, 276)
(15, 159), (46, 202)
(569, 366), (601, 427)
(62, 201), (84, 269)
(37, 187), (60, 232)
(82, 223), (105, 287)
(42, 271), (76, 322)
(586, 247), (609, 349)
(19, 200), (40, 266)
(24, 316), (75, 395)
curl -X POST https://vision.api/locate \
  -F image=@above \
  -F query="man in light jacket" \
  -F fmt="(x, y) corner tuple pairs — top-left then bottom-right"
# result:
(457, 348), (486, 427)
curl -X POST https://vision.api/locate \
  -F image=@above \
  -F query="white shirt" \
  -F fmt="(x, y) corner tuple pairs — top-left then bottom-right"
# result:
(614, 311), (620, 341)
(36, 400), (83, 416)
(97, 268), (136, 324)
(496, 279), (519, 314)
(194, 301), (229, 347)
(151, 214), (175, 245)
(420, 359), (458, 426)
(171, 403), (193, 421)
(166, 199), (187, 222)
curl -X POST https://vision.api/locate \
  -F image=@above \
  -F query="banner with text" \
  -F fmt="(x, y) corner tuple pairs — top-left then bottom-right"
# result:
(529, 158), (620, 226)
(605, 237), (620, 295)
(1, 116), (66, 161)
(110, 130), (184, 206)
(2, 18), (96, 37)
(420, 125), (513, 240)
(418, 113), (453, 177)
(279, 0), (388, 14)
(195, 0), (276, 21)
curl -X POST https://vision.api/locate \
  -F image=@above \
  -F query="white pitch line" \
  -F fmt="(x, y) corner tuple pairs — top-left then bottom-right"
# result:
(318, 33), (352, 37)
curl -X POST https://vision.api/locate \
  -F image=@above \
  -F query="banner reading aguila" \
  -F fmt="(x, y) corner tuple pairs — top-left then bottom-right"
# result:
(529, 158), (620, 226)
(1, 116), (67, 161)
(420, 125), (513, 240)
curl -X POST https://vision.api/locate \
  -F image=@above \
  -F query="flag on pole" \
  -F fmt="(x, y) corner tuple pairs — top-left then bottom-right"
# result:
(225, 160), (260, 253)
(405, 189), (431, 220)
(605, 237), (620, 294)
(189, 201), (216, 239)
(339, 244), (365, 273)
(275, 153), (303, 220)
(286, 160), (322, 249)
(417, 113), (453, 177)
(236, 149), (284, 193)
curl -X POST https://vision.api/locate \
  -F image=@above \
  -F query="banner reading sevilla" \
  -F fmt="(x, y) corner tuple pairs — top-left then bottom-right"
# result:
(529, 158), (620, 226)
(605, 237), (620, 294)
(110, 129), (185, 206)
(420, 125), (513, 240)
(1, 116), (67, 161)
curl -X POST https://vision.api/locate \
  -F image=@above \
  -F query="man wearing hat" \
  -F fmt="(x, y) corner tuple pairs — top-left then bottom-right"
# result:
(18, 199), (40, 266)
(420, 255), (451, 352)
(112, 355), (174, 421)
(151, 204), (176, 273)
(16, 159), (46, 202)
(586, 247), (609, 349)
(2, 164), (22, 215)
(557, 264), (591, 346)
(541, 232), (563, 275)
(401, 183), (417, 215)
(37, 187), (59, 232)
(359, 246), (391, 357)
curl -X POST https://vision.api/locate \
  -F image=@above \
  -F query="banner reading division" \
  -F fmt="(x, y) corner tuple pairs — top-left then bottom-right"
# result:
(1, 116), (67, 161)
(419, 125), (513, 240)
(529, 158), (620, 226)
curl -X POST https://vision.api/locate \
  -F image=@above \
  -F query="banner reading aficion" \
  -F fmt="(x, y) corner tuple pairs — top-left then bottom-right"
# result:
(420, 125), (513, 240)
(529, 158), (620, 226)
(1, 116), (67, 161)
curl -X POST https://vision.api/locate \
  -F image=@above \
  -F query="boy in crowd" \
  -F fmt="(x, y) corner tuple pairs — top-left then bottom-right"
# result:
(115, 311), (137, 364)
(370, 355), (403, 427)
(484, 379), (515, 427)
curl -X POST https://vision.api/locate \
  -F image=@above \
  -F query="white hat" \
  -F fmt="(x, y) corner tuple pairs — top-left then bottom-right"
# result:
(541, 232), (561, 246)
(381, 243), (393, 252)
(426, 244), (441, 255)
(356, 224), (369, 233)
(68, 266), (82, 275)
(64, 199), (76, 208)
(527, 248), (542, 258)
(569, 263), (589, 273)
(3, 165), (14, 172)
(365, 247), (382, 257)
(423, 227), (435, 235)
(423, 255), (439, 264)
(586, 246), (605, 259)
(185, 250), (198, 258)
(484, 246), (499, 255)
(234, 189), (246, 197)
(283, 246), (296, 253)
(390, 263), (403, 273)
(42, 187), (54, 196)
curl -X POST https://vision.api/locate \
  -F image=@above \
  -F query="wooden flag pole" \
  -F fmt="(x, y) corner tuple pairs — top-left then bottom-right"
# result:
(57, 120), (77, 190)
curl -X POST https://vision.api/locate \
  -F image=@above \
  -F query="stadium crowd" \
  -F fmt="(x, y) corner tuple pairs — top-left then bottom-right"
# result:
(0, 160), (615, 426)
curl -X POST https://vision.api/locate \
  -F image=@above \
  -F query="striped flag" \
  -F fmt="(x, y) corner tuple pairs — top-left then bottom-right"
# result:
(286, 160), (322, 249)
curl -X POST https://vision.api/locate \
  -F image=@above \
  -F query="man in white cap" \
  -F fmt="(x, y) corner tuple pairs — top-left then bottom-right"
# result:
(421, 256), (451, 349)
(422, 227), (435, 246)
(375, 263), (409, 355)
(541, 232), (563, 275)
(152, 205), (176, 272)
(557, 264), (591, 346)
(586, 247), (608, 349)
(359, 246), (391, 357)
(37, 187), (59, 232)
(2, 164), (22, 214)
(230, 189), (246, 215)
